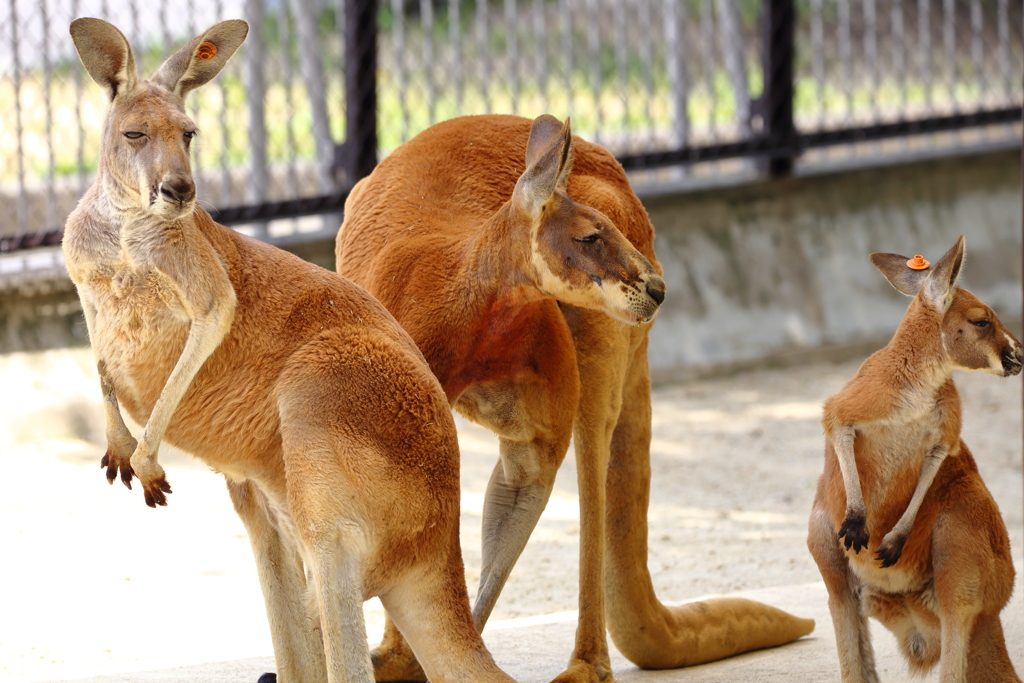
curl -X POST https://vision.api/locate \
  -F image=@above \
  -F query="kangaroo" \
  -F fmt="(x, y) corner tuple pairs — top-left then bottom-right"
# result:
(64, 18), (517, 683)
(335, 113), (814, 683)
(807, 236), (1022, 683)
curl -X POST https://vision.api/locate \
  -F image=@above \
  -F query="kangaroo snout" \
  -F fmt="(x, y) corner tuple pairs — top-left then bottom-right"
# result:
(646, 277), (666, 306)
(1002, 342), (1022, 376)
(159, 176), (196, 206)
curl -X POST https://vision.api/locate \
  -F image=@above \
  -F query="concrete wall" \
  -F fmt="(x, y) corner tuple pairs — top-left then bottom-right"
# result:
(643, 149), (1022, 383)
(2, 149), (1021, 379)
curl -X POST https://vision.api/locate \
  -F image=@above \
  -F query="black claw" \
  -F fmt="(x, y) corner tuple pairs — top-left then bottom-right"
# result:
(875, 539), (906, 568)
(837, 515), (870, 554)
(100, 454), (109, 468)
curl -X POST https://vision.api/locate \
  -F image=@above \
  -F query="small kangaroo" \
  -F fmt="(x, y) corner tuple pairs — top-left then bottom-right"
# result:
(65, 18), (515, 683)
(807, 236), (1022, 683)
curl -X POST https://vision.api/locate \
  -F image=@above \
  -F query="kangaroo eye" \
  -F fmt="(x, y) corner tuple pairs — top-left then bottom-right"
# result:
(971, 320), (990, 328)
(575, 234), (599, 244)
(123, 131), (145, 139)
(184, 131), (197, 141)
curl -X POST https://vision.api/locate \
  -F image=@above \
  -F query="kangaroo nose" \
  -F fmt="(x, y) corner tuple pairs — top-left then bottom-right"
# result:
(160, 177), (196, 204)
(647, 281), (665, 306)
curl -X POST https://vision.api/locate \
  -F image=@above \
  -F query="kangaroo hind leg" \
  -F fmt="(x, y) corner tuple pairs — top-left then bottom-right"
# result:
(281, 418), (374, 683)
(228, 479), (328, 683)
(808, 506), (880, 683)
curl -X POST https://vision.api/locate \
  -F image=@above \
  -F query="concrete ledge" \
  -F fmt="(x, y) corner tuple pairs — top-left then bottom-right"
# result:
(644, 148), (1022, 384)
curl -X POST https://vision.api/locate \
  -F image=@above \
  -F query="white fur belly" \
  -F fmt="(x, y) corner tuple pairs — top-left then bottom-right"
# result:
(850, 552), (931, 594)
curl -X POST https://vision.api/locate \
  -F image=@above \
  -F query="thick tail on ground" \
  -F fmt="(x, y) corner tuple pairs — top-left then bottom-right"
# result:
(608, 596), (814, 669)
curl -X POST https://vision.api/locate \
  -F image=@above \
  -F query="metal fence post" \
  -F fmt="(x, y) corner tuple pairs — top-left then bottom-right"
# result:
(760, 0), (796, 176)
(335, 0), (379, 189)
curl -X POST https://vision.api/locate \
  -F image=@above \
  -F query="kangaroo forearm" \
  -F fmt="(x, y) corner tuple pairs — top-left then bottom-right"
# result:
(888, 446), (947, 539)
(140, 313), (229, 448)
(832, 425), (864, 515)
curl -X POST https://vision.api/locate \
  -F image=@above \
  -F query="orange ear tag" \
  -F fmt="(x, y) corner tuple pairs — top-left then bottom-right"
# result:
(196, 42), (218, 60)
(907, 255), (930, 270)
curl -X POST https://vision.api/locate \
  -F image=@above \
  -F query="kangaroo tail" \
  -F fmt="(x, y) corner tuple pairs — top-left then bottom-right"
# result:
(608, 596), (814, 669)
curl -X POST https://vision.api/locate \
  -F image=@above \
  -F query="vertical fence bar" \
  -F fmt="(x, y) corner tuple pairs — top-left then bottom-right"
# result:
(533, 0), (548, 115)
(970, 0), (984, 104)
(392, 0), (408, 141)
(244, 0), (269, 237)
(717, 0), (751, 140)
(292, 0), (335, 193)
(341, 0), (378, 187)
(761, 0), (795, 176)
(586, 0), (601, 141)
(943, 0), (955, 110)
(919, 0), (932, 113)
(72, 0), (87, 197)
(811, 0), (824, 129)
(999, 0), (1010, 101)
(42, 0), (57, 231)
(421, 0), (436, 125)
(11, 0), (27, 234)
(664, 0), (688, 150)
(838, 0), (852, 123)
(450, 0), (463, 113)
(893, 0), (906, 117)
(640, 0), (655, 148)
(864, 0), (878, 123)
(700, 0), (716, 139)
(280, 6), (299, 197)
(614, 0), (628, 146)
(560, 0), (572, 117)
(476, 0), (490, 113)
(216, 0), (232, 206)
(505, 0), (519, 115)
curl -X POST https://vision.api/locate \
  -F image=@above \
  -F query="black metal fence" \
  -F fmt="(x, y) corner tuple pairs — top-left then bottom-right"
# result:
(2, 0), (1022, 252)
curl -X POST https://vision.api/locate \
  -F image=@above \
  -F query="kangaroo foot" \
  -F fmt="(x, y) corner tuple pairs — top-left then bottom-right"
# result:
(370, 640), (427, 682)
(549, 658), (613, 683)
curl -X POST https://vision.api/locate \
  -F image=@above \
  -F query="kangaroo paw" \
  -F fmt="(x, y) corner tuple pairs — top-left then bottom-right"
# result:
(838, 514), (870, 554)
(875, 533), (907, 568)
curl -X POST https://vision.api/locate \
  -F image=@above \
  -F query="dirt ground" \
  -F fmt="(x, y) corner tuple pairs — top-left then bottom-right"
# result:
(1, 347), (1021, 681)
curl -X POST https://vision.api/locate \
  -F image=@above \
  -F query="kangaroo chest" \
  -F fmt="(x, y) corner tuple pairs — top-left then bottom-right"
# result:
(68, 235), (193, 421)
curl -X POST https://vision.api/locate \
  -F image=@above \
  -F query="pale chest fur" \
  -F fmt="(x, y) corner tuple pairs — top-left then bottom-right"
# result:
(65, 216), (193, 417)
(842, 387), (959, 594)
(854, 401), (945, 501)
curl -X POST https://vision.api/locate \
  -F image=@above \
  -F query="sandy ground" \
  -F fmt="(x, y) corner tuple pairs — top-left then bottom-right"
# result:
(1, 347), (1021, 682)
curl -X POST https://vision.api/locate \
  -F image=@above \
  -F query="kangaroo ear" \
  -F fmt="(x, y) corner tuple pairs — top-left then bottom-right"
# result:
(869, 252), (930, 297)
(152, 20), (248, 100)
(922, 235), (965, 311)
(70, 18), (137, 102)
(511, 114), (574, 218)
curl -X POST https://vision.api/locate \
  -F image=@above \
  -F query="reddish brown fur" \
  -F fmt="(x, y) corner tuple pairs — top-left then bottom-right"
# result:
(808, 237), (1022, 683)
(65, 19), (515, 683)
(337, 114), (813, 682)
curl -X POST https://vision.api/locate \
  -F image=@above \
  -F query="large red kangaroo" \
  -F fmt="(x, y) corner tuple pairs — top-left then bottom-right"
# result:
(336, 114), (814, 683)
(808, 236), (1022, 683)
(64, 18), (517, 683)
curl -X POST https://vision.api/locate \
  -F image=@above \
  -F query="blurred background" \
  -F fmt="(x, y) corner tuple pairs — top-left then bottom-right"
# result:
(1, 3), (1022, 681)
(1, 0), (1022, 375)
